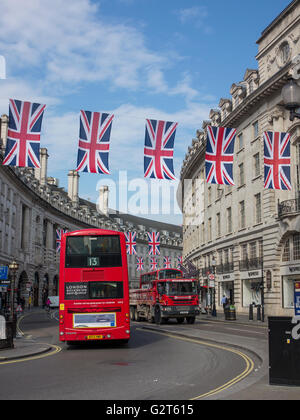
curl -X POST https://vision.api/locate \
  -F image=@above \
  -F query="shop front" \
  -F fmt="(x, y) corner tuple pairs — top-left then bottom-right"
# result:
(281, 264), (300, 311)
(218, 273), (235, 305)
(241, 269), (263, 307)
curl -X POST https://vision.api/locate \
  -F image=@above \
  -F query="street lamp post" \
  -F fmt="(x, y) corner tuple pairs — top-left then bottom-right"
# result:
(211, 257), (217, 317)
(281, 78), (300, 121)
(8, 261), (19, 328)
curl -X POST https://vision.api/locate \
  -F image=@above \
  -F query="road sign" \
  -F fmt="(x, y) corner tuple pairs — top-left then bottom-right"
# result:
(294, 282), (300, 316)
(0, 266), (8, 280)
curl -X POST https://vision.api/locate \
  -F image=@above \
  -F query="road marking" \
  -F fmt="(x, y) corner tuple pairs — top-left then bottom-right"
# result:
(138, 328), (255, 400)
(223, 327), (266, 335)
(201, 319), (267, 330)
(0, 344), (62, 365)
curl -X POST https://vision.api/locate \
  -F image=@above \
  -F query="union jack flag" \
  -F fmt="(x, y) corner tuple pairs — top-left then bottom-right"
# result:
(163, 256), (171, 269)
(56, 228), (68, 253)
(147, 231), (160, 256)
(264, 131), (291, 190)
(3, 99), (46, 168)
(125, 232), (137, 255)
(205, 126), (237, 185)
(177, 255), (183, 268)
(76, 110), (114, 174)
(150, 257), (158, 271)
(144, 119), (178, 180)
(136, 257), (144, 272)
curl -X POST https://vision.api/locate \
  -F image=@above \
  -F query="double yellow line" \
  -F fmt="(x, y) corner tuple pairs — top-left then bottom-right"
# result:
(0, 312), (62, 365)
(140, 328), (255, 400)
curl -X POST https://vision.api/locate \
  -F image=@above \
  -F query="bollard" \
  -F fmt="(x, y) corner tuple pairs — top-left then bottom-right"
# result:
(257, 305), (261, 321)
(249, 304), (253, 321)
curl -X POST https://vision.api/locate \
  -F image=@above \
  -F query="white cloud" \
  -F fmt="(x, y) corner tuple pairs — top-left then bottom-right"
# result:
(0, 0), (169, 92)
(176, 6), (208, 24)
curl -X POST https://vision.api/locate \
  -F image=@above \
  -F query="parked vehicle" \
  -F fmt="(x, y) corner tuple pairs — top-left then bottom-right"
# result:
(130, 269), (199, 324)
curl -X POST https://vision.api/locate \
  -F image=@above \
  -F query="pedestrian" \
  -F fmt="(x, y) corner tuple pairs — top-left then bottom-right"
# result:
(28, 295), (32, 311)
(20, 297), (25, 311)
(221, 295), (228, 313)
(46, 297), (51, 313)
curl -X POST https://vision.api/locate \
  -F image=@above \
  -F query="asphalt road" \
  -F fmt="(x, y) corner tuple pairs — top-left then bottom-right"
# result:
(0, 311), (257, 400)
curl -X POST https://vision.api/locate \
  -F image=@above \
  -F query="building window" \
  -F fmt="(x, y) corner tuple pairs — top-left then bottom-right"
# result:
(253, 153), (260, 177)
(217, 213), (221, 237)
(239, 201), (245, 229)
(293, 234), (300, 260)
(239, 163), (244, 186)
(227, 207), (232, 233)
(253, 121), (259, 138)
(250, 242), (257, 260)
(241, 243), (248, 260)
(255, 193), (262, 224)
(208, 186), (212, 205)
(282, 239), (290, 262)
(201, 222), (205, 244)
(208, 218), (212, 242)
(238, 133), (244, 150)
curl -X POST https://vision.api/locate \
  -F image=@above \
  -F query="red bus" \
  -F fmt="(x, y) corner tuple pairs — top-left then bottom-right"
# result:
(58, 229), (130, 344)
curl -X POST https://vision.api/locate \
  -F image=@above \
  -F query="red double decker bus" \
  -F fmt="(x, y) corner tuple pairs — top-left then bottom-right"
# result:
(58, 229), (130, 344)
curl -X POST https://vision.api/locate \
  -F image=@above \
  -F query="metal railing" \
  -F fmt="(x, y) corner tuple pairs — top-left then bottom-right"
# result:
(216, 262), (234, 274)
(239, 257), (263, 271)
(278, 198), (300, 218)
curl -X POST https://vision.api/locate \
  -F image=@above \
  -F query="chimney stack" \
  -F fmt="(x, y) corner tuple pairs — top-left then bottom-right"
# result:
(68, 170), (80, 204)
(98, 185), (109, 217)
(0, 114), (8, 154)
(34, 148), (48, 184)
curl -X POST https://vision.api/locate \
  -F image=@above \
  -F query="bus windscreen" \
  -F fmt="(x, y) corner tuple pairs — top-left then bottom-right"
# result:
(65, 235), (122, 268)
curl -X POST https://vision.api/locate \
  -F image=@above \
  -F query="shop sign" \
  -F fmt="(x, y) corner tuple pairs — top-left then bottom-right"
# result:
(240, 270), (262, 280)
(294, 282), (300, 316)
(0, 267), (8, 280)
(280, 264), (300, 276)
(219, 273), (234, 282)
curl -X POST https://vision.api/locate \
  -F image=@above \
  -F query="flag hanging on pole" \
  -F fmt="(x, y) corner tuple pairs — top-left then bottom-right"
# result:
(3, 99), (46, 168)
(144, 119), (178, 180)
(263, 131), (291, 190)
(56, 228), (68, 253)
(163, 256), (171, 269)
(147, 232), (160, 256)
(205, 126), (236, 185)
(76, 110), (114, 174)
(125, 232), (137, 255)
(136, 257), (144, 272)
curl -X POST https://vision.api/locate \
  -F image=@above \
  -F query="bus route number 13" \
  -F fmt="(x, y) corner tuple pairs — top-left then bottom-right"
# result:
(88, 257), (100, 267)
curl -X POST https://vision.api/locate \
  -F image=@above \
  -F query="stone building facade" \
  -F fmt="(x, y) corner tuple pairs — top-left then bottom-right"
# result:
(0, 119), (182, 309)
(180, 0), (300, 316)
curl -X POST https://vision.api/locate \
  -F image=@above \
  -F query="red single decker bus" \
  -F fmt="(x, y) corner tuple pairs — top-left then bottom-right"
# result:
(59, 229), (130, 344)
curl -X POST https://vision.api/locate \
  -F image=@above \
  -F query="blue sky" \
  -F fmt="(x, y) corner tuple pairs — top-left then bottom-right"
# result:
(0, 0), (291, 224)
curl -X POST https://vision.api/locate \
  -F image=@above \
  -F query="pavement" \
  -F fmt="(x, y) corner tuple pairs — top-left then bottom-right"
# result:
(0, 309), (54, 362)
